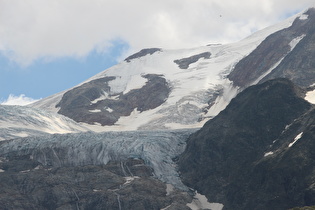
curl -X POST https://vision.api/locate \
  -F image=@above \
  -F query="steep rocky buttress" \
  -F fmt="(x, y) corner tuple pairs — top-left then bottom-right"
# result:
(179, 78), (315, 210)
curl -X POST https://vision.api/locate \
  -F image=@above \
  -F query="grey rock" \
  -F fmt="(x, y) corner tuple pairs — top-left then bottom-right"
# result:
(56, 74), (170, 126)
(124, 48), (162, 62)
(174, 52), (211, 69)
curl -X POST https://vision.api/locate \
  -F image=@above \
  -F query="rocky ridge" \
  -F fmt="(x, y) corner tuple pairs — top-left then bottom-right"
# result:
(179, 78), (315, 210)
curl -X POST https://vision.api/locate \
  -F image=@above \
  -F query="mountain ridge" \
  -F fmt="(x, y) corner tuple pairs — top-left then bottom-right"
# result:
(29, 8), (306, 131)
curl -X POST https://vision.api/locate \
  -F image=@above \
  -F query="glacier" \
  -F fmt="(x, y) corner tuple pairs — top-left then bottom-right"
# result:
(0, 129), (197, 190)
(0, 105), (89, 140)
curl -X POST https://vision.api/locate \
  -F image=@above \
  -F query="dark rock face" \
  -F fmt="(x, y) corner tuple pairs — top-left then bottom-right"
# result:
(56, 74), (170, 125)
(228, 8), (315, 88)
(178, 78), (315, 210)
(56, 76), (114, 125)
(261, 8), (315, 88)
(0, 157), (192, 210)
(174, 52), (211, 69)
(124, 48), (162, 62)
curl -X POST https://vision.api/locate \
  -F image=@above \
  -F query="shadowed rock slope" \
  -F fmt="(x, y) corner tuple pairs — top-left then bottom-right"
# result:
(179, 78), (315, 210)
(0, 157), (192, 210)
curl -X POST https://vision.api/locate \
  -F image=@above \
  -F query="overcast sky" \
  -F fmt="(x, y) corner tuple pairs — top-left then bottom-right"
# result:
(1, 0), (314, 105)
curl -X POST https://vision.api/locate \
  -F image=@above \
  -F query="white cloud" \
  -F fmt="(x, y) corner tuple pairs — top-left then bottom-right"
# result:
(0, 0), (314, 66)
(1, 94), (39, 106)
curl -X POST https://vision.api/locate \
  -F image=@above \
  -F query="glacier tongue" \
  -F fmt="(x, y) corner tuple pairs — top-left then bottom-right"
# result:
(0, 129), (196, 190)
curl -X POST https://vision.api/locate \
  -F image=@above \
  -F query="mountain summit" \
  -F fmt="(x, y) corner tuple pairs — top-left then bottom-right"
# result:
(30, 8), (315, 131)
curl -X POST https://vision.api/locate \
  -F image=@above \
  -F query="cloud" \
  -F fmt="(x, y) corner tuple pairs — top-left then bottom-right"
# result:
(0, 0), (314, 66)
(1, 94), (39, 106)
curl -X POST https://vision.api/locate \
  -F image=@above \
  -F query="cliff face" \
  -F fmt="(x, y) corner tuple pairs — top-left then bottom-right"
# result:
(179, 78), (315, 210)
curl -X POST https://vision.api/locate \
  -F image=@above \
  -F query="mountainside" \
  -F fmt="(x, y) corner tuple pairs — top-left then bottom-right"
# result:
(228, 7), (315, 89)
(30, 8), (308, 131)
(178, 78), (315, 210)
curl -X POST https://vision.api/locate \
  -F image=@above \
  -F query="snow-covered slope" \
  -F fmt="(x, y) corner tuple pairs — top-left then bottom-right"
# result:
(0, 105), (89, 140)
(30, 9), (306, 131)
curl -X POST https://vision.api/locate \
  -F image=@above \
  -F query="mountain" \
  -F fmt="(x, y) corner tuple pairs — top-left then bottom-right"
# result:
(2, 6), (315, 210)
(30, 8), (312, 131)
(178, 78), (315, 210)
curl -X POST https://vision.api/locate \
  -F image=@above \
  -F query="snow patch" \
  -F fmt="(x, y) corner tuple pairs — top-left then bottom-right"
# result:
(264, 151), (274, 157)
(108, 76), (128, 95)
(123, 176), (139, 185)
(34, 165), (41, 170)
(289, 132), (303, 148)
(0, 169), (4, 173)
(285, 124), (290, 130)
(289, 35), (306, 50)
(90, 92), (120, 105)
(106, 107), (114, 113)
(299, 14), (309, 20)
(89, 109), (102, 113)
(305, 90), (315, 104)
(186, 191), (223, 210)
(90, 94), (107, 104)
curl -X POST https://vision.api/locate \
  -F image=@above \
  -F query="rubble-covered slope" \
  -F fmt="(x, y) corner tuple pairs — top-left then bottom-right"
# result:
(0, 157), (192, 210)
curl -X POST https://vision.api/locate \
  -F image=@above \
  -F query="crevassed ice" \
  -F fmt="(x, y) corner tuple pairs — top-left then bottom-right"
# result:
(0, 129), (197, 190)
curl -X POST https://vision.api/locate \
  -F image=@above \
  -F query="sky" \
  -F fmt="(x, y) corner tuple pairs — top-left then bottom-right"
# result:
(0, 0), (314, 105)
